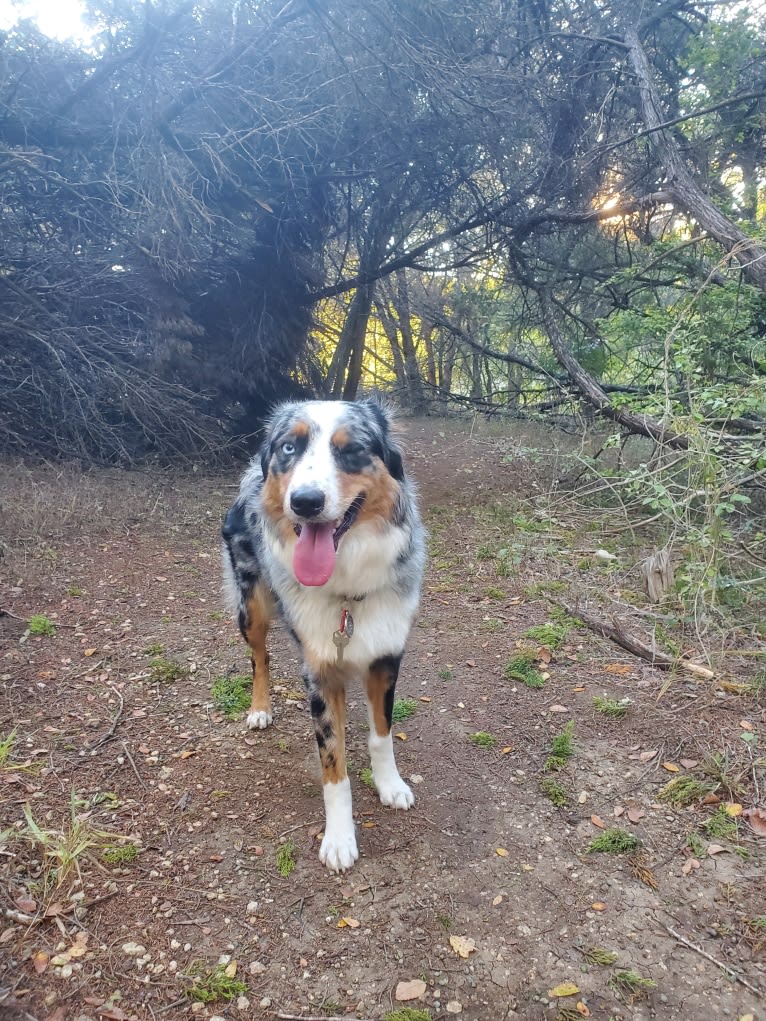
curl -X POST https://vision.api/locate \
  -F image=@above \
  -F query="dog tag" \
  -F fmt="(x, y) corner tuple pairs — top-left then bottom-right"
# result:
(333, 629), (350, 665)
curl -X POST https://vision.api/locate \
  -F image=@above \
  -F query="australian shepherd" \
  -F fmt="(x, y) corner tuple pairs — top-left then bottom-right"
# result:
(222, 400), (425, 871)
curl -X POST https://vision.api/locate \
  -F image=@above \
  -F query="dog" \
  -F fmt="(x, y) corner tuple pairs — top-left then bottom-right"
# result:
(222, 399), (425, 871)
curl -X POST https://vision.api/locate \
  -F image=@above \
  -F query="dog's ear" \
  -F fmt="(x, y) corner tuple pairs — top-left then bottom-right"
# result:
(364, 399), (405, 481)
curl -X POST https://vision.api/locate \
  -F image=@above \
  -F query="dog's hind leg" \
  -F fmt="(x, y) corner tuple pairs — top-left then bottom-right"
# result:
(306, 679), (358, 872)
(365, 654), (414, 810)
(241, 583), (275, 730)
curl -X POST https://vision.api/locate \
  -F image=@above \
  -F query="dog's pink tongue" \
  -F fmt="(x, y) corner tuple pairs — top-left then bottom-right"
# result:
(293, 522), (336, 586)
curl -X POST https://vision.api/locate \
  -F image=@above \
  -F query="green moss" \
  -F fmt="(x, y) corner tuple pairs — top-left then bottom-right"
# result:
(211, 675), (252, 717)
(486, 586), (506, 600)
(359, 767), (375, 789)
(592, 695), (631, 719)
(102, 843), (141, 866)
(28, 614), (56, 636)
(703, 807), (738, 841)
(608, 969), (657, 1002)
(503, 652), (544, 688)
(391, 698), (418, 723)
(469, 731), (497, 749)
(0, 730), (17, 768)
(276, 837), (298, 877)
(658, 776), (715, 807)
(540, 777), (568, 806)
(66, 585), (83, 597)
(149, 657), (185, 683)
(438, 666), (453, 680)
(143, 642), (165, 656)
(587, 828), (641, 854)
(582, 946), (618, 965)
(523, 621), (567, 648)
(384, 1010), (432, 1021)
(550, 720), (575, 759)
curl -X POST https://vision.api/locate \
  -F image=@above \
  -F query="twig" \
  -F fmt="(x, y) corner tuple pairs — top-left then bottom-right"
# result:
(87, 684), (125, 750)
(120, 739), (146, 788)
(555, 601), (715, 679)
(659, 921), (764, 996)
(275, 1015), (376, 1021)
(278, 820), (319, 839)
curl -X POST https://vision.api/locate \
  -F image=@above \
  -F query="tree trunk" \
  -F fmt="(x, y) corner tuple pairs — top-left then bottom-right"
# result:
(392, 270), (427, 414)
(625, 26), (766, 292)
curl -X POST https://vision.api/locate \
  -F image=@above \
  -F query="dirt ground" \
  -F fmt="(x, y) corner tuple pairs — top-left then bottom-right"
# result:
(1, 416), (764, 1021)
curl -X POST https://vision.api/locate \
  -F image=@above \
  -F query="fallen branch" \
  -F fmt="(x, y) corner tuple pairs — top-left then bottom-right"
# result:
(87, 684), (125, 750)
(555, 602), (714, 679)
(659, 921), (764, 997)
(275, 1015), (375, 1021)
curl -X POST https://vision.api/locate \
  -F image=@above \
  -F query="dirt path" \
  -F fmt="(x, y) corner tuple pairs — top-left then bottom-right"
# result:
(1, 419), (764, 1021)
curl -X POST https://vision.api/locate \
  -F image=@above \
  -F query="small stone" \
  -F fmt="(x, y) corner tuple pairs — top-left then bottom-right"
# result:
(190, 1003), (204, 1014)
(121, 942), (146, 956)
(250, 961), (266, 975)
(259, 997), (272, 1009)
(236, 997), (250, 1010)
(446, 1002), (463, 1014)
(247, 901), (258, 914)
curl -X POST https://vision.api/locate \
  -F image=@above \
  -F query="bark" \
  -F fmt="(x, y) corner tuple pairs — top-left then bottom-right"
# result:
(625, 25), (766, 292)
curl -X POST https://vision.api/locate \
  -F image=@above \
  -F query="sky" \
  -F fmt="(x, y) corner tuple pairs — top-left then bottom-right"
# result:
(0, 0), (90, 40)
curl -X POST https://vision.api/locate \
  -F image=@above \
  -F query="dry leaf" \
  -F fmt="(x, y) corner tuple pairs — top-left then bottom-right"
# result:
(627, 805), (645, 824)
(740, 719), (753, 731)
(32, 950), (49, 974)
(362, 821), (376, 828)
(549, 704), (568, 713)
(84, 648), (97, 657)
(742, 807), (766, 836)
(590, 814), (605, 829)
(576, 1003), (591, 1017)
(395, 979), (427, 1001)
(701, 793), (721, 806)
(537, 647), (552, 664)
(449, 935), (476, 958)
(179, 749), (196, 759)
(707, 844), (727, 856)
(395, 732), (407, 741)
(682, 857), (701, 874)
(573, 685), (586, 692)
(224, 961), (237, 978)
(492, 895), (503, 906)
(501, 746), (512, 755)
(496, 847), (509, 857)
(420, 696), (432, 702)
(521, 863), (534, 872)
(613, 805), (625, 817)
(680, 758), (698, 769)
(639, 749), (658, 762)
(548, 982), (580, 997)
(605, 663), (631, 674)
(14, 896), (36, 913)
(591, 902), (607, 911)
(662, 761), (680, 772)
(337, 917), (360, 929)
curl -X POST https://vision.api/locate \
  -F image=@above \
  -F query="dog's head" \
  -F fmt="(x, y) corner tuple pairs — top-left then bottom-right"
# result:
(259, 399), (405, 586)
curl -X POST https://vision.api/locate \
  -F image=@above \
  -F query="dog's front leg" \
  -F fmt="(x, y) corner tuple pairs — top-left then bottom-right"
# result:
(306, 677), (358, 872)
(365, 654), (414, 809)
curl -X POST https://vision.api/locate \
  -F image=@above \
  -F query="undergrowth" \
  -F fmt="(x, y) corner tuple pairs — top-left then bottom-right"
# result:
(504, 651), (544, 688)
(211, 675), (252, 717)
(185, 962), (247, 1003)
(391, 698), (418, 723)
(587, 828), (641, 854)
(544, 721), (575, 771)
(276, 838), (298, 877)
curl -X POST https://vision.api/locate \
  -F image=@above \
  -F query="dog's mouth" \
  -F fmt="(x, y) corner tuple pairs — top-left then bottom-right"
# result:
(292, 493), (366, 587)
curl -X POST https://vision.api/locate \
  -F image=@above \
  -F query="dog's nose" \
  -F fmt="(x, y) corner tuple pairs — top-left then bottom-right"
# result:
(290, 486), (326, 518)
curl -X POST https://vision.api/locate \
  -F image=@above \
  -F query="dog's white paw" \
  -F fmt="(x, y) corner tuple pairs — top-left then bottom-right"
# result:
(319, 826), (359, 872)
(246, 709), (273, 730)
(377, 776), (415, 810)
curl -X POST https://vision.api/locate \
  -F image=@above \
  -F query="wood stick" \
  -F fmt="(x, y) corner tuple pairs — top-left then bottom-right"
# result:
(555, 602), (714, 679)
(660, 921), (764, 996)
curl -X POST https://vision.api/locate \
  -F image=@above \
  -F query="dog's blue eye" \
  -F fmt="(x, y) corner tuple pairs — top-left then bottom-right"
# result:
(282, 442), (296, 456)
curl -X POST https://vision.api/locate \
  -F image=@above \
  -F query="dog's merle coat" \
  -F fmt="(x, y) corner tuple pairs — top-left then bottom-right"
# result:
(222, 400), (425, 871)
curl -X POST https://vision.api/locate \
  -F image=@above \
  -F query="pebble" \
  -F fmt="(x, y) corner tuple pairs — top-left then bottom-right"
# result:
(446, 1002), (463, 1014)
(236, 997), (250, 1010)
(259, 997), (272, 1009)
(121, 942), (147, 956)
(250, 961), (266, 975)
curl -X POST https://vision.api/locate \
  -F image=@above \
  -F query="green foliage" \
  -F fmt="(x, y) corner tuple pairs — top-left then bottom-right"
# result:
(143, 642), (165, 656)
(276, 838), (298, 877)
(587, 828), (641, 854)
(185, 962), (248, 1003)
(469, 731), (497, 749)
(384, 1010), (432, 1021)
(359, 767), (375, 789)
(544, 721), (575, 771)
(438, 666), (453, 680)
(583, 946), (619, 966)
(608, 970), (657, 1002)
(391, 698), (418, 723)
(28, 614), (56, 636)
(658, 776), (715, 807)
(503, 652), (544, 688)
(0, 730), (17, 768)
(211, 675), (252, 717)
(66, 585), (83, 596)
(703, 807), (738, 841)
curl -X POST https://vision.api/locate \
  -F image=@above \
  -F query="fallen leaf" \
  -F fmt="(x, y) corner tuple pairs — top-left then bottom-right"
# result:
(662, 761), (680, 772)
(576, 1003), (591, 1017)
(573, 685), (586, 692)
(725, 802), (743, 817)
(590, 814), (605, 829)
(154, 575), (167, 582)
(591, 902), (607, 912)
(492, 895), (503, 906)
(501, 746), (512, 754)
(449, 935), (476, 958)
(362, 821), (376, 828)
(224, 961), (237, 978)
(179, 749), (196, 759)
(14, 896), (36, 913)
(337, 917), (360, 929)
(742, 807), (766, 836)
(496, 847), (509, 857)
(680, 758), (698, 769)
(521, 863), (534, 872)
(465, 659), (476, 667)
(395, 732), (407, 741)
(740, 720), (753, 731)
(84, 647), (97, 657)
(395, 979), (427, 1001)
(605, 663), (631, 674)
(420, 696), (432, 702)
(707, 844), (727, 856)
(639, 749), (658, 762)
(32, 950), (49, 974)
(626, 805), (645, 824)
(682, 857), (701, 875)
(548, 982), (580, 997)
(537, 647), (552, 664)
(549, 704), (568, 713)
(613, 805), (625, 817)
(701, 793), (721, 806)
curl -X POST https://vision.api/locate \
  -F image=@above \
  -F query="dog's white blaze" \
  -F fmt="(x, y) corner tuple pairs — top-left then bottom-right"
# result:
(368, 726), (415, 810)
(284, 402), (345, 521)
(319, 777), (358, 872)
